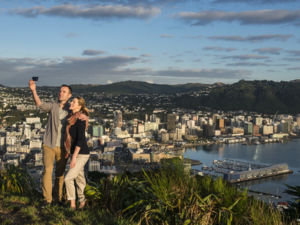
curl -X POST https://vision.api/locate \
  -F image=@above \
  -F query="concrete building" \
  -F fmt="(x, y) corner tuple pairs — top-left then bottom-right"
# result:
(161, 132), (169, 143)
(187, 120), (195, 129)
(216, 118), (225, 130)
(137, 124), (145, 134)
(93, 125), (104, 137)
(280, 120), (290, 133)
(26, 117), (40, 124)
(88, 160), (101, 172)
(129, 149), (151, 163)
(255, 117), (263, 126)
(167, 114), (176, 131)
(113, 110), (122, 128)
(232, 127), (244, 136)
(244, 122), (253, 135)
(263, 125), (274, 135)
(253, 125), (260, 136)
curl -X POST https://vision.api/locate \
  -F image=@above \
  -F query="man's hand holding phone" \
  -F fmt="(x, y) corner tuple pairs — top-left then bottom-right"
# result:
(29, 77), (37, 92)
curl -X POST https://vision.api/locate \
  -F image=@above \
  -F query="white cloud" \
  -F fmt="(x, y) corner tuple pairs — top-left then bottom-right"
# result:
(11, 4), (161, 20)
(160, 34), (174, 38)
(82, 49), (107, 56)
(253, 48), (282, 55)
(203, 46), (237, 52)
(175, 9), (300, 25)
(208, 34), (292, 42)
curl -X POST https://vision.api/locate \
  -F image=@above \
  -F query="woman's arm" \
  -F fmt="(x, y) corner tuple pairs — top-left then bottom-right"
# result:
(70, 120), (86, 168)
(70, 146), (80, 168)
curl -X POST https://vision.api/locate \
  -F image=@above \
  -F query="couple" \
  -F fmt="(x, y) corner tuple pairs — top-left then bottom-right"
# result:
(29, 80), (90, 209)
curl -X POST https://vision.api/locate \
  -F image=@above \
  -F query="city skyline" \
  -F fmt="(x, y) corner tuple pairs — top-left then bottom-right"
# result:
(1, 0), (300, 86)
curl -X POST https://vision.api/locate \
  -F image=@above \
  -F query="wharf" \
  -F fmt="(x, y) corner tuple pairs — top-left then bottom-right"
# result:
(200, 159), (293, 184)
(228, 169), (293, 184)
(184, 158), (202, 165)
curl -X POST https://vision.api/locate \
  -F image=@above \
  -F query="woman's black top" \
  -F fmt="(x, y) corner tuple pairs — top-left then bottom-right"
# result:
(69, 119), (89, 155)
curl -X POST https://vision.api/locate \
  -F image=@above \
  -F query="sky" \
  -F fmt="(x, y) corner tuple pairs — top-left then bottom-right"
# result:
(1, 0), (300, 86)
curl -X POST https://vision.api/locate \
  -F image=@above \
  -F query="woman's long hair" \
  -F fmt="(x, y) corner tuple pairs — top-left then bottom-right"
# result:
(76, 96), (89, 116)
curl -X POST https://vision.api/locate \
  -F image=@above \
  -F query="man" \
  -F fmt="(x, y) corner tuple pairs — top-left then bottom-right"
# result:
(29, 80), (72, 205)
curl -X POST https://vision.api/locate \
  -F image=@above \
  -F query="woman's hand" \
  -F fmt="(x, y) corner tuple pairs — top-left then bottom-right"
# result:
(70, 157), (76, 168)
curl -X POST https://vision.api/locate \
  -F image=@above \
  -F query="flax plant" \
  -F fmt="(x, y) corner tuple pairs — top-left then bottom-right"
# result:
(0, 165), (34, 195)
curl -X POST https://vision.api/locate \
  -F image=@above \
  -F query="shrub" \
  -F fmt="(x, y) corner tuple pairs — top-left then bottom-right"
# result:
(0, 165), (35, 195)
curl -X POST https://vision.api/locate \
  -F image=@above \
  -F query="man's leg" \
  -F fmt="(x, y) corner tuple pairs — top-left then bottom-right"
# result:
(42, 145), (56, 203)
(53, 147), (67, 202)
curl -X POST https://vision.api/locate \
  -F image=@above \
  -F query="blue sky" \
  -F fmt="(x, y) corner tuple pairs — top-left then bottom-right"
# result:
(1, 0), (300, 86)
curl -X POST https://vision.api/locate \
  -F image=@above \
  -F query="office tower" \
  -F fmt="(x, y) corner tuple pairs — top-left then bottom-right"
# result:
(255, 117), (263, 126)
(216, 118), (224, 130)
(297, 116), (300, 127)
(167, 114), (176, 131)
(187, 120), (195, 129)
(138, 123), (145, 134)
(93, 125), (104, 137)
(263, 125), (274, 135)
(244, 122), (253, 135)
(113, 110), (122, 128)
(252, 125), (260, 136)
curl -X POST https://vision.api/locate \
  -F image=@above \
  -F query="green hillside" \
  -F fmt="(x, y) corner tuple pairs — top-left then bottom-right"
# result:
(175, 80), (300, 114)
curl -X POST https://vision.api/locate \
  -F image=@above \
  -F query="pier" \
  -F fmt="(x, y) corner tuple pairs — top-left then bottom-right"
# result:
(199, 159), (293, 183)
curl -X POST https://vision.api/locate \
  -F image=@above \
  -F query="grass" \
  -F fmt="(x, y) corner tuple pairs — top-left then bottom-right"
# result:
(0, 162), (299, 225)
(0, 193), (134, 225)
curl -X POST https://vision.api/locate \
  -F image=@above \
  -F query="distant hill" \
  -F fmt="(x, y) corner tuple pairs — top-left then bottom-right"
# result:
(175, 80), (300, 114)
(6, 79), (300, 113)
(70, 80), (212, 95)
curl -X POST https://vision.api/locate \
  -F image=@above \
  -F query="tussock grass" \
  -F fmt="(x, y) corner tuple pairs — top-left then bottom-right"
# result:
(0, 161), (299, 225)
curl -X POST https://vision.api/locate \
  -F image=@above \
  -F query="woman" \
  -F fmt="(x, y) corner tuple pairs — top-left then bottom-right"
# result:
(64, 97), (90, 209)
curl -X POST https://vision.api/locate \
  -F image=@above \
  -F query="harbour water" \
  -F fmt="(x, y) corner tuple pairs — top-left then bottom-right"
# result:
(184, 138), (300, 203)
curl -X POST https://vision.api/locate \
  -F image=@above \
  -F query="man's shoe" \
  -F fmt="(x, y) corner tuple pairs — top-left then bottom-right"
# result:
(41, 201), (52, 209)
(54, 201), (66, 207)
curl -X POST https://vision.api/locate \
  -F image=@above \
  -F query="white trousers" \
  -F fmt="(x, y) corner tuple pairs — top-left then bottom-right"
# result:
(64, 154), (90, 202)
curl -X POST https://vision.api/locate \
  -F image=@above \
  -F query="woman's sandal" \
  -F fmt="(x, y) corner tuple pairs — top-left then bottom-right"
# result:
(78, 201), (86, 209)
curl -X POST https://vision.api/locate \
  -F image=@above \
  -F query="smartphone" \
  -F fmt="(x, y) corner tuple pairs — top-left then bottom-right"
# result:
(32, 76), (39, 81)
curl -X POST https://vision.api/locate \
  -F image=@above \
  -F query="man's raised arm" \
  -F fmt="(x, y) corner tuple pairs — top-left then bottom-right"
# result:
(29, 79), (42, 107)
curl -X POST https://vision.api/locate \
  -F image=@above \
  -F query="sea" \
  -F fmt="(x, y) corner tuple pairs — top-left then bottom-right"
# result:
(184, 138), (300, 203)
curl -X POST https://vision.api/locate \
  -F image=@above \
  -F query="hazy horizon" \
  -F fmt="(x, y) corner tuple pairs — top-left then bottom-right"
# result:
(2, 78), (300, 88)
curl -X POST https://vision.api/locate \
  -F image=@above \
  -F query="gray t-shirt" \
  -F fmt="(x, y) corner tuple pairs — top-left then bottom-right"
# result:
(55, 107), (68, 147)
(39, 101), (69, 149)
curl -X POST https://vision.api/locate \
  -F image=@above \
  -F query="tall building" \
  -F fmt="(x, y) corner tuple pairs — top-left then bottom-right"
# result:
(255, 117), (263, 126)
(263, 125), (274, 135)
(167, 114), (176, 131)
(150, 114), (156, 122)
(161, 132), (169, 143)
(216, 118), (224, 130)
(296, 116), (300, 128)
(244, 122), (253, 135)
(252, 125), (260, 136)
(113, 110), (122, 128)
(137, 123), (145, 134)
(280, 120), (289, 133)
(203, 124), (214, 138)
(93, 125), (104, 137)
(187, 120), (195, 129)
